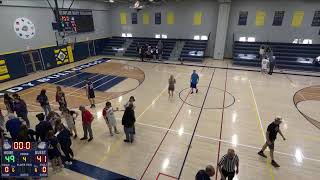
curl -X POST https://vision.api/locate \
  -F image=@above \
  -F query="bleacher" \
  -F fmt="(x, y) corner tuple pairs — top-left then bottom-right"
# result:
(233, 41), (320, 72)
(100, 37), (126, 56)
(98, 37), (208, 62)
(180, 40), (208, 62)
(123, 37), (176, 60)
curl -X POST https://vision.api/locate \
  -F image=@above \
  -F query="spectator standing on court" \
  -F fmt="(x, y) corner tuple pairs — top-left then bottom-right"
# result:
(17, 124), (36, 142)
(47, 111), (61, 127)
(79, 106), (94, 142)
(56, 86), (67, 110)
(12, 93), (30, 127)
(259, 45), (266, 60)
(190, 70), (199, 94)
(217, 149), (239, 180)
(86, 79), (95, 108)
(6, 114), (22, 141)
(122, 104), (136, 143)
(47, 130), (63, 172)
(265, 47), (275, 75)
(168, 75), (176, 98)
(61, 108), (79, 139)
(124, 96), (136, 134)
(196, 165), (215, 180)
(35, 113), (53, 141)
(258, 116), (286, 167)
(36, 89), (51, 117)
(3, 93), (14, 114)
(56, 123), (74, 165)
(103, 102), (120, 136)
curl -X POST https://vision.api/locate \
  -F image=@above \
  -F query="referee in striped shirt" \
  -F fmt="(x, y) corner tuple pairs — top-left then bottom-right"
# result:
(217, 149), (239, 180)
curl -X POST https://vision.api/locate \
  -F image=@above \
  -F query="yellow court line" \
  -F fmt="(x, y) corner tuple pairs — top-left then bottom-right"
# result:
(249, 79), (275, 180)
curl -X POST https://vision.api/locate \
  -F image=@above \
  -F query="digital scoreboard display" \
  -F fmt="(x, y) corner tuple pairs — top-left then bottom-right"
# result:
(59, 9), (94, 33)
(1, 140), (48, 177)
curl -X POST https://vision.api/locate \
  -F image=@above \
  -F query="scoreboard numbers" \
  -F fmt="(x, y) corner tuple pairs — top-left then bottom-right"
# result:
(1, 140), (48, 177)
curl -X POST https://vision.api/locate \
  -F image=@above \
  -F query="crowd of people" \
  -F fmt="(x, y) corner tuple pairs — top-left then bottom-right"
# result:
(136, 40), (163, 62)
(0, 69), (287, 179)
(0, 77), (137, 172)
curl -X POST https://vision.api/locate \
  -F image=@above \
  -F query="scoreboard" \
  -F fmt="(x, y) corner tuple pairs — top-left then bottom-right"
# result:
(59, 9), (95, 33)
(1, 140), (48, 177)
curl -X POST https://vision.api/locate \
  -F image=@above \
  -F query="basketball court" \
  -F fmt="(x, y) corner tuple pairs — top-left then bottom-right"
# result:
(1, 57), (320, 180)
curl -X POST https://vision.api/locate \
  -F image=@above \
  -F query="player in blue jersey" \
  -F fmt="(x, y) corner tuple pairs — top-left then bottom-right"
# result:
(190, 70), (199, 94)
(86, 79), (95, 108)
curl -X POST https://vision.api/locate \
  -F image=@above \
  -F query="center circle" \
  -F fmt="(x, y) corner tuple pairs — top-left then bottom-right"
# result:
(179, 86), (235, 109)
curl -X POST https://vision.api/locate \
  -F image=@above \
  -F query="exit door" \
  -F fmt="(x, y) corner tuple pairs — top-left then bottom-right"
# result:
(22, 50), (43, 74)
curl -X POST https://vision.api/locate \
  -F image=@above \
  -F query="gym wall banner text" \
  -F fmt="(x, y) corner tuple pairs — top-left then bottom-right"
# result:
(0, 58), (110, 97)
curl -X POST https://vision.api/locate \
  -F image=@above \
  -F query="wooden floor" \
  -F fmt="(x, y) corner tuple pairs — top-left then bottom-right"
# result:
(1, 57), (320, 180)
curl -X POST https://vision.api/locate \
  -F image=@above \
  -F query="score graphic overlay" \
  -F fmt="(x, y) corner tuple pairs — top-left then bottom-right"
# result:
(1, 140), (48, 177)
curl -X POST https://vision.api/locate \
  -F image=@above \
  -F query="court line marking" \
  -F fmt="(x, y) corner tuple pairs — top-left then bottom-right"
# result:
(178, 70), (215, 179)
(139, 77), (190, 180)
(95, 77), (177, 175)
(112, 119), (320, 163)
(249, 79), (275, 180)
(215, 68), (228, 180)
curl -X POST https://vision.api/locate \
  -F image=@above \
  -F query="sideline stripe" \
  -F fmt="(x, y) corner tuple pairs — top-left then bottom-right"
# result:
(64, 159), (134, 180)
(177, 69), (215, 179)
(215, 68), (228, 180)
(249, 79), (275, 180)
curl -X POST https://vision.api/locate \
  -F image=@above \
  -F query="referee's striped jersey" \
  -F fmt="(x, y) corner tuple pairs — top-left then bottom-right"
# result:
(218, 154), (239, 172)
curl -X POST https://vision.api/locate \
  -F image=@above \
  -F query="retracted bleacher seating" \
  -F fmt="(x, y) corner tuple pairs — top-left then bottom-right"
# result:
(123, 37), (176, 60)
(180, 40), (208, 62)
(233, 41), (320, 72)
(101, 37), (126, 56)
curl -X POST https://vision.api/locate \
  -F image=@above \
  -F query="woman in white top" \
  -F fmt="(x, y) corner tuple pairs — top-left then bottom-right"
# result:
(61, 108), (79, 139)
(103, 102), (120, 136)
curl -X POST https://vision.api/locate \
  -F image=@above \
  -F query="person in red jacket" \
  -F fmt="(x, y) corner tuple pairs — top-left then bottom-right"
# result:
(79, 105), (94, 142)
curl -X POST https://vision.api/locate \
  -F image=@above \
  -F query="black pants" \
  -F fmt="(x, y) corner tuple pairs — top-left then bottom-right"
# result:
(61, 143), (74, 161)
(269, 62), (275, 75)
(221, 169), (235, 180)
(139, 54), (144, 61)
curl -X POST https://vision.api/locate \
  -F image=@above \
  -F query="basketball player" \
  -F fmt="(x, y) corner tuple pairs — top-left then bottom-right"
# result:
(85, 79), (95, 108)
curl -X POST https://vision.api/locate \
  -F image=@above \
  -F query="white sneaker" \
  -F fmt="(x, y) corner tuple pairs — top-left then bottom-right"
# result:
(65, 161), (72, 165)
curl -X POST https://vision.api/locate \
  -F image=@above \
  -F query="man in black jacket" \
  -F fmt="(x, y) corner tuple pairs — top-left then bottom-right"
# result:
(122, 104), (135, 143)
(35, 113), (53, 141)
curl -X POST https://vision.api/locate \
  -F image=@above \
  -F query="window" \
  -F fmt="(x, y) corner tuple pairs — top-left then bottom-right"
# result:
(200, 35), (208, 40)
(273, 11), (285, 26)
(161, 34), (167, 39)
(194, 35), (200, 40)
(239, 37), (246, 42)
(155, 12), (161, 25)
(126, 33), (132, 37)
(238, 11), (248, 25)
(311, 10), (320, 26)
(302, 39), (312, 44)
(247, 37), (255, 42)
(155, 34), (161, 39)
(131, 12), (138, 24)
(121, 33), (126, 37)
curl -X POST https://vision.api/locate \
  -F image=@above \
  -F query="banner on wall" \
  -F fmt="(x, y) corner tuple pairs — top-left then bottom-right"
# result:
(292, 11), (304, 27)
(256, 11), (266, 26)
(167, 11), (174, 25)
(0, 59), (10, 81)
(194, 11), (202, 26)
(143, 12), (150, 25)
(120, 12), (127, 25)
(54, 46), (74, 65)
